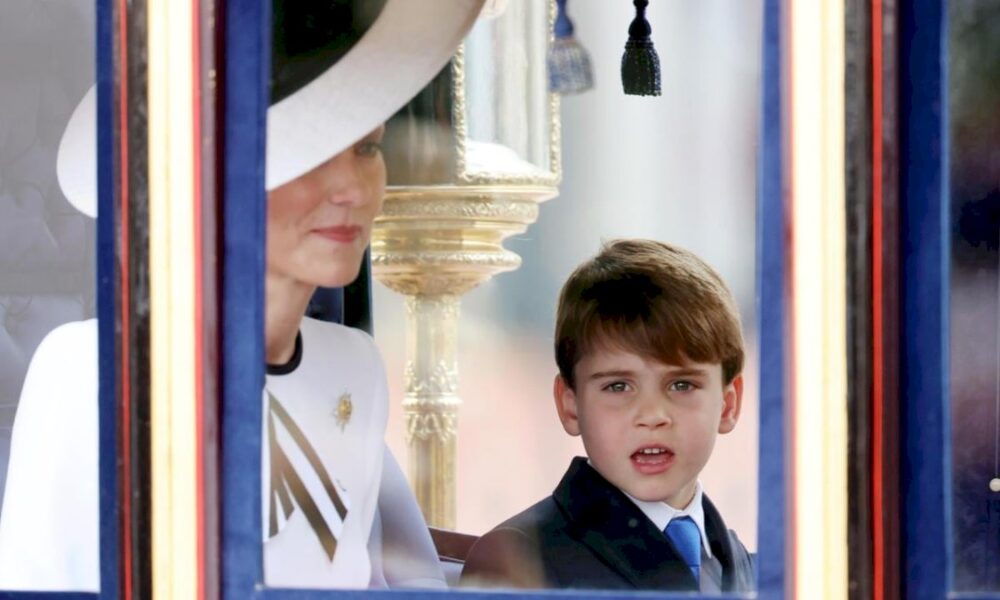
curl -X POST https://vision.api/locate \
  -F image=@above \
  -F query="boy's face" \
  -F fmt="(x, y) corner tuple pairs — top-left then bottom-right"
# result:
(554, 346), (742, 509)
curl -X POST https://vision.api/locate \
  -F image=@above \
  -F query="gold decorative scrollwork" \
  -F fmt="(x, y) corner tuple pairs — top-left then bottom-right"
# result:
(380, 195), (540, 222)
(403, 296), (461, 319)
(405, 359), (459, 397)
(404, 410), (459, 444)
(380, 275), (489, 298)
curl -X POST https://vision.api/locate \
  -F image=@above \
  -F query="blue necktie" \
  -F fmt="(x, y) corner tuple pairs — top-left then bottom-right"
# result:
(664, 516), (701, 582)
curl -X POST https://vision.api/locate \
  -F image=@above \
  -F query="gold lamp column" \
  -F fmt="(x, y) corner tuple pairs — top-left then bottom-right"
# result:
(372, 0), (559, 529)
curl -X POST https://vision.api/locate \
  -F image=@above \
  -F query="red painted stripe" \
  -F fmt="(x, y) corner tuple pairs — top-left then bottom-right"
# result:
(191, 0), (206, 597)
(117, 0), (132, 596)
(871, 1), (885, 598)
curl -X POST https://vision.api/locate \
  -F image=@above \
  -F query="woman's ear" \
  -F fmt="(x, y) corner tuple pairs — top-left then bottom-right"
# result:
(718, 373), (744, 434)
(553, 374), (581, 436)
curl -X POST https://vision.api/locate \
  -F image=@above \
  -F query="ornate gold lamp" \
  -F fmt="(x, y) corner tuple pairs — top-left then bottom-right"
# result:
(372, 0), (560, 529)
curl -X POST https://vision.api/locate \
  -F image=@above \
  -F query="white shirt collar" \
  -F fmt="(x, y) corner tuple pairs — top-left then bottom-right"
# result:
(622, 482), (713, 559)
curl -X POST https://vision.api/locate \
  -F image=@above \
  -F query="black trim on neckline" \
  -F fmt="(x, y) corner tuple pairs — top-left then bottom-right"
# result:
(267, 330), (303, 375)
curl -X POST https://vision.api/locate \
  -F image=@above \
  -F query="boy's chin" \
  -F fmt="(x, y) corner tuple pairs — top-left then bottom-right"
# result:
(631, 489), (679, 504)
(624, 480), (697, 508)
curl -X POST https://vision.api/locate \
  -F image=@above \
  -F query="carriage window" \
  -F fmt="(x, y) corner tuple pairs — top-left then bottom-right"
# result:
(245, 0), (774, 594)
(948, 0), (1000, 591)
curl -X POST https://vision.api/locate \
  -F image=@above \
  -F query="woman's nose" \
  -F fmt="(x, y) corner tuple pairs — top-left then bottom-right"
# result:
(318, 153), (370, 207)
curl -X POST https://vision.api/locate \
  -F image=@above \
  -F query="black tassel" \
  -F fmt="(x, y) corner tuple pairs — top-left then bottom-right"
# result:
(547, 0), (594, 94)
(621, 0), (661, 96)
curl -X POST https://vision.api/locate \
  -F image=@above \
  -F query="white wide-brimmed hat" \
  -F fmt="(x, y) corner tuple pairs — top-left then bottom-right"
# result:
(57, 0), (486, 217)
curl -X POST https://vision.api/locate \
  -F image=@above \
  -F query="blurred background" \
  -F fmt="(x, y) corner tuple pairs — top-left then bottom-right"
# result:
(374, 0), (763, 548)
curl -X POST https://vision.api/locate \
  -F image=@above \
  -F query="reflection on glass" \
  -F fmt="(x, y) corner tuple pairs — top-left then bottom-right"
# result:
(383, 66), (457, 186)
(0, 0), (98, 591)
(949, 0), (1000, 592)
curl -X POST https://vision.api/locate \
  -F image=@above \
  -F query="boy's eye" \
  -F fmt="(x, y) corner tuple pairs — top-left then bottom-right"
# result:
(355, 141), (383, 157)
(603, 381), (631, 393)
(668, 380), (696, 392)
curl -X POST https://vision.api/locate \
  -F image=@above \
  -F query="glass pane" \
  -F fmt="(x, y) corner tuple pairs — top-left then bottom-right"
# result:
(462, 0), (553, 180)
(0, 0), (99, 592)
(382, 1), (555, 187)
(375, 0), (761, 592)
(949, 0), (1000, 592)
(383, 65), (458, 187)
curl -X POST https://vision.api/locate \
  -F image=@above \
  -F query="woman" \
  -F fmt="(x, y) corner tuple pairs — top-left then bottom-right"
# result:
(260, 0), (487, 586)
(260, 127), (412, 587)
(0, 0), (485, 590)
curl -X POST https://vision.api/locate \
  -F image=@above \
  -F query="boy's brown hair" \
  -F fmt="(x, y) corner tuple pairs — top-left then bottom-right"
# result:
(555, 239), (745, 388)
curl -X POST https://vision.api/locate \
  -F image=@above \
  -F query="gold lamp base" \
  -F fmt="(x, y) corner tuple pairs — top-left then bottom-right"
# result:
(372, 184), (555, 528)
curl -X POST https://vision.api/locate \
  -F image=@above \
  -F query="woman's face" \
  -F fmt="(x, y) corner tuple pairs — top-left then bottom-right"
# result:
(266, 126), (386, 288)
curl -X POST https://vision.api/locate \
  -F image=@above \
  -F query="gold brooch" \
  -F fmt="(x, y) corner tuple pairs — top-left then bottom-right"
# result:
(335, 392), (353, 431)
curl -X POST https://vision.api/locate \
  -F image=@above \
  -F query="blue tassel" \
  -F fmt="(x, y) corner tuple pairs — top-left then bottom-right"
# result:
(621, 0), (661, 96)
(547, 0), (593, 94)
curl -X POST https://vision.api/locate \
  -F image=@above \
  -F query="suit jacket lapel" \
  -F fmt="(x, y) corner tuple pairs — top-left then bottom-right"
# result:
(703, 494), (737, 591)
(551, 458), (699, 591)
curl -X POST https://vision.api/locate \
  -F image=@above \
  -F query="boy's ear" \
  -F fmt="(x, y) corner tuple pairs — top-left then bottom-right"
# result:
(553, 374), (581, 437)
(718, 373), (743, 434)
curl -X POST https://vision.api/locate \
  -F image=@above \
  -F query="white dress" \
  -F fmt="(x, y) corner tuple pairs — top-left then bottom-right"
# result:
(262, 317), (388, 588)
(0, 319), (99, 591)
(0, 317), (444, 591)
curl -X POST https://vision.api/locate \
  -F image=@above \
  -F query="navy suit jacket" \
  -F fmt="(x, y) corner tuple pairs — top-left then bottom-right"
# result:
(461, 457), (755, 592)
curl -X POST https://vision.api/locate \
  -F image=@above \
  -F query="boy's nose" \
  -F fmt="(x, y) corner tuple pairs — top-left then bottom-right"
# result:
(634, 397), (672, 428)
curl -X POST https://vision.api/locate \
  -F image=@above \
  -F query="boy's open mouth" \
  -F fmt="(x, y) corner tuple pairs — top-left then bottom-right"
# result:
(630, 445), (675, 472)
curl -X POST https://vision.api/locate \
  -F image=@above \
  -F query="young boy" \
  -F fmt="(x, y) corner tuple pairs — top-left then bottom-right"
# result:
(461, 239), (755, 592)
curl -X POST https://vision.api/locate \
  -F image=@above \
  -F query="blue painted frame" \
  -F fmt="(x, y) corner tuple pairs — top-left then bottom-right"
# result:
(220, 0), (788, 598)
(96, 0), (120, 594)
(754, 0), (787, 598)
(898, 0), (954, 599)
(221, 0), (269, 596)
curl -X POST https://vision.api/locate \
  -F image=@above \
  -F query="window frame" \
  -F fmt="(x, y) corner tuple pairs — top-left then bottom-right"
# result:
(898, 0), (951, 597)
(97, 0), (120, 593)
